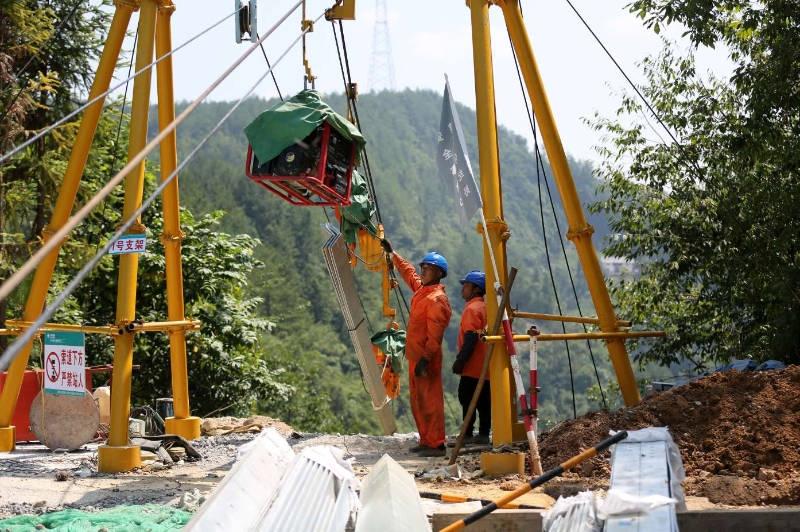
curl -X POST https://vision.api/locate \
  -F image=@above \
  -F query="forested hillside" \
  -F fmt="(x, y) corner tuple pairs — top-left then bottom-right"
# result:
(165, 89), (626, 433)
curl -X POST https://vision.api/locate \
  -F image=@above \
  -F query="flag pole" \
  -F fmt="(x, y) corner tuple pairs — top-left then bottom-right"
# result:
(444, 76), (535, 467)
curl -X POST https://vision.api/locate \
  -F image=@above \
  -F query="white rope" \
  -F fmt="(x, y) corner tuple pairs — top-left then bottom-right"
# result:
(0, 7), (242, 166)
(0, 4), (321, 372)
(0, 0), (304, 306)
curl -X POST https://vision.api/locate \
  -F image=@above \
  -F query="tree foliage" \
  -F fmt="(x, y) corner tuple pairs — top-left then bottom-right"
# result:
(592, 1), (800, 367)
(0, 1), (292, 416)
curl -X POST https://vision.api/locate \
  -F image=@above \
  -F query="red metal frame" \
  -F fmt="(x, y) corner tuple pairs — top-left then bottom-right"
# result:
(245, 122), (355, 207)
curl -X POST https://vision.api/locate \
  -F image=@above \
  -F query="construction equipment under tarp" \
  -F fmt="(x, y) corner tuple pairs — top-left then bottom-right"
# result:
(244, 90), (365, 207)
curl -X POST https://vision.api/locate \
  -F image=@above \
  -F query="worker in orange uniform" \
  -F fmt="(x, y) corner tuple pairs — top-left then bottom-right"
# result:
(452, 270), (490, 445)
(382, 240), (452, 457)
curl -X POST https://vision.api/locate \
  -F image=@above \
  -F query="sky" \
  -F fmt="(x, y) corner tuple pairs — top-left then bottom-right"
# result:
(119, 0), (733, 161)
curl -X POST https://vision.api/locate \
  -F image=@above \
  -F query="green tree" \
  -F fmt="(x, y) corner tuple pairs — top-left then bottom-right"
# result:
(57, 197), (287, 416)
(591, 2), (800, 367)
(1, 0), (112, 346)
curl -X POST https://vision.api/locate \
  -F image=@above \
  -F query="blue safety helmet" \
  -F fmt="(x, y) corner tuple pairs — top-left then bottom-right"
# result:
(459, 270), (486, 291)
(419, 251), (448, 278)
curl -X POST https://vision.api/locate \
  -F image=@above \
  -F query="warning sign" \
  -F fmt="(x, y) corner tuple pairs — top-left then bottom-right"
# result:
(43, 331), (86, 396)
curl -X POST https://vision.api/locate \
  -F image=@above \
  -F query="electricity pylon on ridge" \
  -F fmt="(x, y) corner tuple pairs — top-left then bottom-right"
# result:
(368, 0), (396, 92)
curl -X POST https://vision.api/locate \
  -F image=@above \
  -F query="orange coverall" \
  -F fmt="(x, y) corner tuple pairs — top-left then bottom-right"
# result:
(458, 296), (488, 379)
(392, 253), (452, 448)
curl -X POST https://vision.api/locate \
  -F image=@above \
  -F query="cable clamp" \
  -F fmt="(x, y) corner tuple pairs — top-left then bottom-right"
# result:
(114, 0), (141, 10)
(160, 230), (185, 245)
(566, 223), (594, 241)
(157, 0), (176, 15)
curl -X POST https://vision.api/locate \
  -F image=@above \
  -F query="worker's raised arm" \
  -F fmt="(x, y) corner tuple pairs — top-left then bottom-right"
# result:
(391, 252), (422, 292)
(424, 293), (452, 359)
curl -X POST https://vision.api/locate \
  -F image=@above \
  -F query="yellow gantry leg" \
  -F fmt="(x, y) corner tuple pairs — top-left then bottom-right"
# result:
(0, 1), (137, 452)
(98, 0), (159, 473)
(468, 0), (523, 475)
(499, 0), (640, 406)
(154, 0), (200, 441)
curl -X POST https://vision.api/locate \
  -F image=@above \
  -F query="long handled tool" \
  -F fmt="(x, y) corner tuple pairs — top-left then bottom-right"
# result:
(418, 491), (543, 510)
(441, 431), (628, 531)
(449, 268), (518, 465)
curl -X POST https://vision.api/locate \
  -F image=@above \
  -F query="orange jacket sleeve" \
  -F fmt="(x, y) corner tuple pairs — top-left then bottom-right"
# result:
(462, 304), (485, 332)
(424, 293), (452, 359)
(391, 252), (422, 293)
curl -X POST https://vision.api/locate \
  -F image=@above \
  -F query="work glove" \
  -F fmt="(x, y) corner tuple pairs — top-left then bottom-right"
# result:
(380, 238), (393, 253)
(452, 357), (465, 375)
(414, 357), (430, 378)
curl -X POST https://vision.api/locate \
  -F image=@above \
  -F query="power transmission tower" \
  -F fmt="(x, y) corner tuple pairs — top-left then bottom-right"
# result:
(368, 0), (396, 92)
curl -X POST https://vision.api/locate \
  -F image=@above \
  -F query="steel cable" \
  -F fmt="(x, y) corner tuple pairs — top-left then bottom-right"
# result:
(0, 6), (322, 372)
(0, 1), (304, 306)
(0, 6), (243, 166)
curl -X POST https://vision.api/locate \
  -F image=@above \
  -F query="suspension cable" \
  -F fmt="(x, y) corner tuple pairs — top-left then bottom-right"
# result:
(0, 0), (305, 305)
(0, 0), (84, 126)
(508, 17), (609, 410)
(331, 20), (409, 318)
(0, 6), (242, 166)
(560, 0), (704, 179)
(536, 143), (577, 419)
(330, 22), (355, 121)
(537, 147), (608, 409)
(0, 9), (320, 371)
(337, 21), (383, 224)
(255, 32), (284, 101)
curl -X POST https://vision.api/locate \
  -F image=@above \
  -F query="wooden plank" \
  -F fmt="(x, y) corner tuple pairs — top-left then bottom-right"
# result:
(431, 509), (800, 532)
(431, 509), (543, 532)
(678, 509), (800, 532)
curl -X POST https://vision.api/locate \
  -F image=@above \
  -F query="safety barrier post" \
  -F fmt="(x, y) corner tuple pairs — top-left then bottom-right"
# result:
(98, 0), (159, 473)
(154, 0), (200, 440)
(468, 0), (523, 475)
(500, 0), (640, 406)
(0, 0), (137, 452)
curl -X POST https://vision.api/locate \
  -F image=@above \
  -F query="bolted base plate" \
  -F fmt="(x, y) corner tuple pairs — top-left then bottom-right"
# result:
(480, 451), (526, 477)
(0, 426), (16, 452)
(98, 444), (141, 473)
(164, 416), (201, 440)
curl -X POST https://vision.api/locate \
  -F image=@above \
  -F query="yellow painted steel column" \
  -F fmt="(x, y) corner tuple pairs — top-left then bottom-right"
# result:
(154, 0), (200, 440)
(0, 1), (136, 452)
(468, 0), (518, 466)
(98, 0), (158, 472)
(499, 0), (640, 405)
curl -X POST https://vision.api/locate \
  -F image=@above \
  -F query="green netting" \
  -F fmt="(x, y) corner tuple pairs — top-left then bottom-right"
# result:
(340, 170), (377, 245)
(244, 89), (366, 164)
(0, 504), (192, 531)
(371, 328), (406, 373)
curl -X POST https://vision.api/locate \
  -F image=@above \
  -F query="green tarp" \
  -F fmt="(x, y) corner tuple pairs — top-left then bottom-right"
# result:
(370, 329), (406, 374)
(0, 504), (191, 531)
(244, 89), (366, 164)
(244, 90), (376, 245)
(340, 170), (377, 245)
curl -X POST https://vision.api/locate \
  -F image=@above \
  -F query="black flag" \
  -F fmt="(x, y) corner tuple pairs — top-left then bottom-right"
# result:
(437, 77), (482, 224)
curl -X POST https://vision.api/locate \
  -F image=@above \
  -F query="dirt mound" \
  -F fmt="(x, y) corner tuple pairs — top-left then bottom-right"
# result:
(538, 365), (800, 505)
(201, 416), (295, 437)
